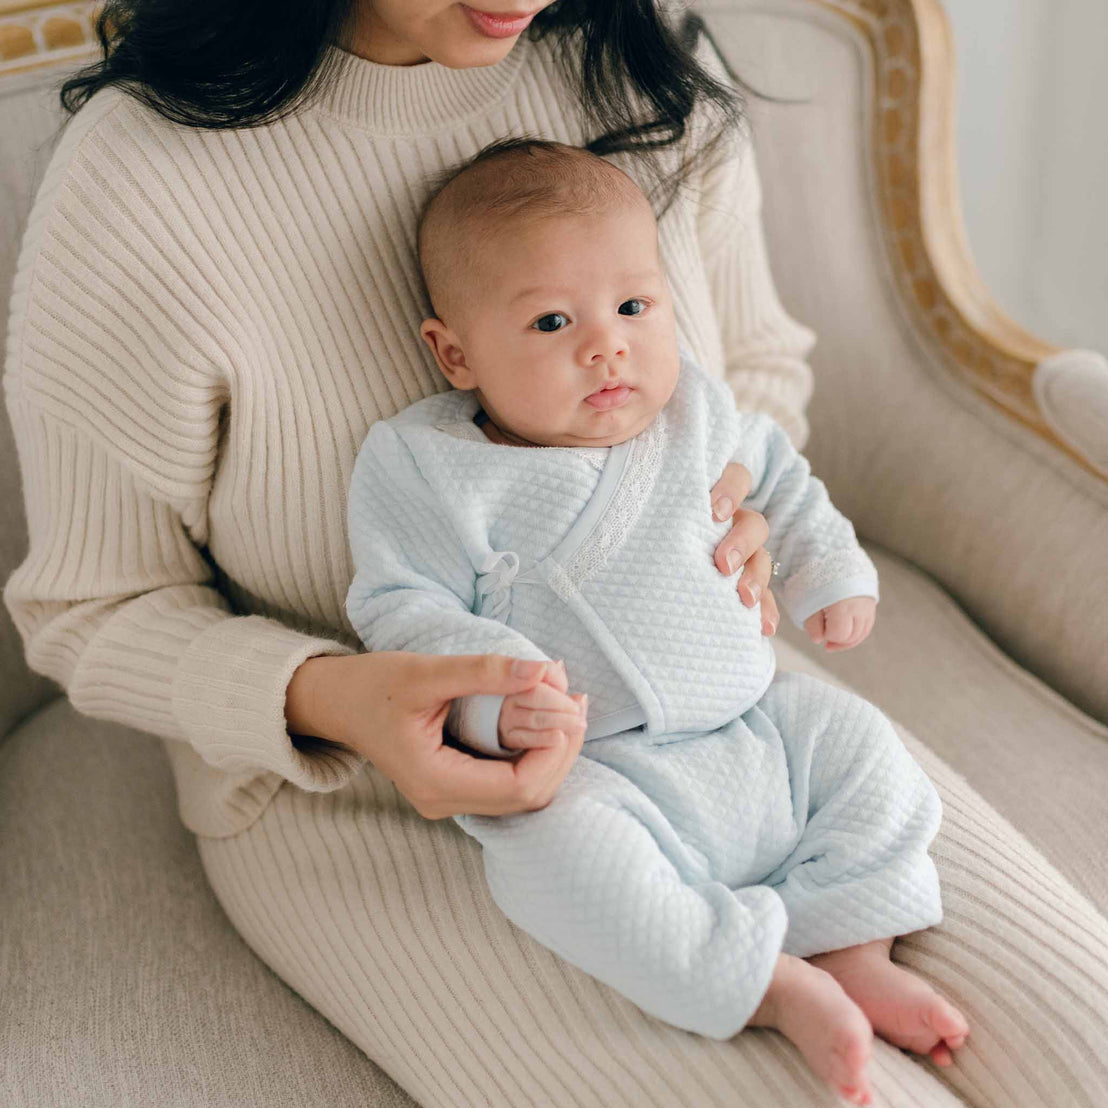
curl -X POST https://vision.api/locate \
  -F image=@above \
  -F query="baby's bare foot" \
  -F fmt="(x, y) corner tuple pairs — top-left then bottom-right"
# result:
(750, 953), (875, 1105)
(809, 938), (970, 1067)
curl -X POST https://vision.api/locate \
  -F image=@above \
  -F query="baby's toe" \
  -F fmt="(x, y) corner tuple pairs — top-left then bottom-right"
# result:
(838, 1087), (873, 1106)
(923, 996), (970, 1042)
(929, 1042), (954, 1067)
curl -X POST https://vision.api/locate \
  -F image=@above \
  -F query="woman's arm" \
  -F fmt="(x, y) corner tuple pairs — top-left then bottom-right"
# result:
(691, 35), (823, 633)
(4, 103), (584, 820)
(697, 134), (818, 449)
(3, 99), (361, 795)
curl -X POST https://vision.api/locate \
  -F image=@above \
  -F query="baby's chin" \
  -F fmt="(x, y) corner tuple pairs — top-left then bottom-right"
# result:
(486, 389), (669, 448)
(528, 406), (661, 448)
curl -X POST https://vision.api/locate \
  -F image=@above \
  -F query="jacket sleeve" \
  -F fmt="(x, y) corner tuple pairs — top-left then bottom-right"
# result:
(345, 421), (550, 756)
(730, 412), (879, 628)
(2, 100), (363, 794)
(694, 35), (818, 449)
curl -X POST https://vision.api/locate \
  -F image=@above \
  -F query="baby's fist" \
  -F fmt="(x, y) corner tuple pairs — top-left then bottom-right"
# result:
(499, 673), (588, 751)
(804, 596), (876, 652)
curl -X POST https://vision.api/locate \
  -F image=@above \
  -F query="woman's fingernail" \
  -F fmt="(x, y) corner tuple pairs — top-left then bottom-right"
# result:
(712, 496), (733, 522)
(725, 549), (742, 574)
(512, 659), (544, 679)
(763, 618), (777, 635)
(748, 582), (762, 603)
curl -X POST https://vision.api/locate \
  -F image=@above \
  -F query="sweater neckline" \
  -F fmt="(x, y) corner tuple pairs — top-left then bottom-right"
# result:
(314, 34), (532, 136)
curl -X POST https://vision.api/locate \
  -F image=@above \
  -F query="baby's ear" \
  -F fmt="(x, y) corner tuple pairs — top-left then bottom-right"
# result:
(420, 318), (477, 389)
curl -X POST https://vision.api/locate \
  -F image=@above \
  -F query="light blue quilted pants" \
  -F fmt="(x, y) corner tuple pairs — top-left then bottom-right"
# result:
(455, 671), (943, 1040)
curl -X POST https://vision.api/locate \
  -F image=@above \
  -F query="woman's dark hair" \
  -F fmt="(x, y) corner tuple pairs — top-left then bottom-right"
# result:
(58, 1), (746, 212)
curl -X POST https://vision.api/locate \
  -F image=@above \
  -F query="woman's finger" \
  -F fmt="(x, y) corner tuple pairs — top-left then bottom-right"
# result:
(735, 546), (772, 607)
(540, 658), (569, 693)
(760, 587), (779, 636)
(713, 507), (770, 577)
(511, 723), (586, 810)
(709, 462), (753, 523)
(417, 742), (527, 818)
(418, 652), (550, 701)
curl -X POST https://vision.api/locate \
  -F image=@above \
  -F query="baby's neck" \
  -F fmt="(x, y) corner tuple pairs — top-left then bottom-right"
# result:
(476, 411), (547, 448)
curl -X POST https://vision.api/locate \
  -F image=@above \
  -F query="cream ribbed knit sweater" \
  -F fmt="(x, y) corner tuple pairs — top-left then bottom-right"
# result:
(3, 33), (815, 838)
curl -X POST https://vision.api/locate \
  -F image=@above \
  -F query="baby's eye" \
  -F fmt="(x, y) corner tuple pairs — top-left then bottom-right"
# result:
(532, 313), (569, 332)
(618, 298), (647, 316)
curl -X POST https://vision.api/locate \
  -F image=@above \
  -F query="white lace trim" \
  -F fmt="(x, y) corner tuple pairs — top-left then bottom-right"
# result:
(782, 549), (876, 613)
(561, 410), (666, 588)
(434, 419), (609, 472)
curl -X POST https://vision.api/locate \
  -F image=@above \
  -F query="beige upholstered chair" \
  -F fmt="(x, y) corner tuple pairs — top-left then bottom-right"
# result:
(3, 1), (1105, 1104)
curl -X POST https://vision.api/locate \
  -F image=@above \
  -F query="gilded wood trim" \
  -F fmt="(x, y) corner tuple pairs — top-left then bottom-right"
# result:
(0, 0), (97, 78)
(810, 0), (1103, 478)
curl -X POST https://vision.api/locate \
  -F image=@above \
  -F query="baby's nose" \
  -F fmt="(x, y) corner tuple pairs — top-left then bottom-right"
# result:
(580, 329), (627, 367)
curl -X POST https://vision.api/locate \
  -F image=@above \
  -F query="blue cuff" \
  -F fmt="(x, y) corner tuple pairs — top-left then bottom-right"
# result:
(447, 694), (514, 758)
(786, 576), (880, 629)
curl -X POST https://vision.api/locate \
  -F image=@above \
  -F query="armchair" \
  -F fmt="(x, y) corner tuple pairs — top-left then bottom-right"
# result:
(2, 1), (1105, 1104)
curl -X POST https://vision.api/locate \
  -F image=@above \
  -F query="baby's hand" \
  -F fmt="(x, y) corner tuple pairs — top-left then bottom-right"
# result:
(804, 597), (876, 652)
(499, 662), (588, 751)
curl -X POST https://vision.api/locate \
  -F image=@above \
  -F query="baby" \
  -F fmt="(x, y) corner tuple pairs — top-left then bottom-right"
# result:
(346, 139), (968, 1103)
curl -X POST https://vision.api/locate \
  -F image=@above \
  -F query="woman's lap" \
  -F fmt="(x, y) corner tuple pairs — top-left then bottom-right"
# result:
(196, 737), (1108, 1108)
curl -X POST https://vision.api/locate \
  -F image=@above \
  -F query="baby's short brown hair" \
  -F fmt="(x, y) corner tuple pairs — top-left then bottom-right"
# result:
(417, 138), (650, 322)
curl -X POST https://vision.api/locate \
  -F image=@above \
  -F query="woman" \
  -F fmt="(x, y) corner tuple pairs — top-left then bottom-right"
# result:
(5, 1), (1106, 1105)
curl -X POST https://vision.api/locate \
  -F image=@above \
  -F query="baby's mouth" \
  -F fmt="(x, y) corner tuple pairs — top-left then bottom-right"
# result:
(584, 380), (633, 411)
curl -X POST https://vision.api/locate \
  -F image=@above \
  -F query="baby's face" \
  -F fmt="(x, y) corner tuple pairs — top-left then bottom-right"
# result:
(422, 199), (681, 448)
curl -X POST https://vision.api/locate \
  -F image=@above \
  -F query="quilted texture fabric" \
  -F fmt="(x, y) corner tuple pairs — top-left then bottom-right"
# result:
(345, 356), (878, 750)
(344, 356), (937, 1037)
(458, 670), (942, 1038)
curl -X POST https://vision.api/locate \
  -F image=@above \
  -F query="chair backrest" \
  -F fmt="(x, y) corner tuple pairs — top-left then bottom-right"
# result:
(1, 62), (73, 736)
(698, 0), (1108, 724)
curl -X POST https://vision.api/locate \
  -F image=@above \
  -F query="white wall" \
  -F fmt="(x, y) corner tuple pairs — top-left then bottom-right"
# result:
(944, 0), (1108, 355)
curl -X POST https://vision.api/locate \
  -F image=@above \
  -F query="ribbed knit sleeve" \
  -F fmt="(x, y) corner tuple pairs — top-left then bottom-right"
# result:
(694, 44), (817, 448)
(2, 94), (363, 794)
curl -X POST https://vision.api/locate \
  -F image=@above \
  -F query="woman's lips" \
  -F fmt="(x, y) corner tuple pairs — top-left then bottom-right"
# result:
(584, 384), (632, 411)
(461, 5), (536, 38)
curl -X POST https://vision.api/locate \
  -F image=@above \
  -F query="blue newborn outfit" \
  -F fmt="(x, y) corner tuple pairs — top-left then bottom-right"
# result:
(346, 354), (943, 1039)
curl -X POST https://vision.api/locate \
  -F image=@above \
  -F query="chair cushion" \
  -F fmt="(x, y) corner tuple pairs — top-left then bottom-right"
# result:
(777, 542), (1108, 915)
(0, 701), (416, 1108)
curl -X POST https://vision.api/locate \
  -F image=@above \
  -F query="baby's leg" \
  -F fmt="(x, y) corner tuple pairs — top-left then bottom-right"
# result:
(750, 952), (876, 1106)
(755, 672), (966, 1064)
(756, 672), (943, 955)
(455, 753), (788, 1041)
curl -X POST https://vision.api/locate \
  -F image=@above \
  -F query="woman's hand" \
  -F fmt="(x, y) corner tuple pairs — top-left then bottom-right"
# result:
(710, 462), (779, 636)
(285, 652), (584, 819)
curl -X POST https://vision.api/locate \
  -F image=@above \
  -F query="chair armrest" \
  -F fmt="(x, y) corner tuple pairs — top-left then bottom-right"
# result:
(1032, 350), (1108, 477)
